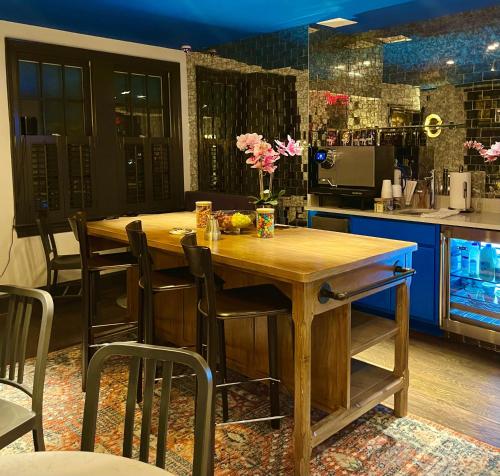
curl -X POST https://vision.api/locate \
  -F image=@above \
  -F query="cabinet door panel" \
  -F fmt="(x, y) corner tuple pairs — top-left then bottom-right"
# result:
(409, 246), (437, 324)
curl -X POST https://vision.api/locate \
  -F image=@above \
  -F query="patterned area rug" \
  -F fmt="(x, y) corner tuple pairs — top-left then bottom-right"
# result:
(1, 346), (498, 475)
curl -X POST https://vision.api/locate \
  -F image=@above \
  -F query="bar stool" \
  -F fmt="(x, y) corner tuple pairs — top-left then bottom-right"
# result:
(68, 212), (137, 391)
(181, 233), (291, 428)
(36, 210), (81, 294)
(125, 220), (196, 346)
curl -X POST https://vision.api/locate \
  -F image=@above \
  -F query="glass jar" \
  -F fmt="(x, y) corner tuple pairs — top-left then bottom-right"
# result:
(195, 201), (212, 229)
(256, 208), (275, 238)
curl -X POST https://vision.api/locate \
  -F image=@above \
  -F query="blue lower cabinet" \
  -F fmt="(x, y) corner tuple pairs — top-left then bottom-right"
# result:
(309, 212), (441, 333)
(409, 247), (437, 325)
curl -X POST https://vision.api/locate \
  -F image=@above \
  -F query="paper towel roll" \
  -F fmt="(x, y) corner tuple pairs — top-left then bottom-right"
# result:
(449, 172), (471, 210)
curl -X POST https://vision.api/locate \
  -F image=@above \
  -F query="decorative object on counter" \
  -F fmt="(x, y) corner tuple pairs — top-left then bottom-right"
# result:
(381, 180), (393, 199)
(256, 208), (275, 238)
(374, 198), (384, 213)
(195, 201), (212, 228)
(169, 227), (194, 235)
(463, 140), (500, 163)
(404, 180), (417, 206)
(212, 210), (256, 234)
(236, 133), (303, 207)
(449, 171), (472, 211)
(392, 184), (403, 198)
(204, 215), (221, 241)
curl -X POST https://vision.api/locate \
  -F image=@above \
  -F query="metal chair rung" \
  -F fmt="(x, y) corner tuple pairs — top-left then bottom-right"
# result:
(216, 414), (286, 427)
(89, 340), (137, 349)
(216, 376), (280, 388)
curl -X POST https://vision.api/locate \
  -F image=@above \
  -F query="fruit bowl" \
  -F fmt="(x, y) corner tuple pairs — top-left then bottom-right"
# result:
(213, 210), (256, 233)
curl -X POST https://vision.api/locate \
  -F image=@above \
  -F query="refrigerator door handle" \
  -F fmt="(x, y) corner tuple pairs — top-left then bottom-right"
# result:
(439, 232), (450, 328)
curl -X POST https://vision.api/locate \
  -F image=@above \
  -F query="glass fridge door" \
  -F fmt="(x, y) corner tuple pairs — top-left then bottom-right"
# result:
(449, 237), (500, 331)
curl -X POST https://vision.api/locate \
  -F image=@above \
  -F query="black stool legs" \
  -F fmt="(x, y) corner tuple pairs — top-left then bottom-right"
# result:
(217, 320), (229, 422)
(267, 315), (280, 430)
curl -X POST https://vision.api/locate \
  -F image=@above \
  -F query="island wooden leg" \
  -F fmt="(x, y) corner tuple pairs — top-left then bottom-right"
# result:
(394, 280), (410, 417)
(292, 282), (314, 476)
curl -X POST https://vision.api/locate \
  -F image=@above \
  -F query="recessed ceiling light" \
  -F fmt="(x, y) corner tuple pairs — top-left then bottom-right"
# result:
(446, 60), (455, 65)
(378, 35), (412, 44)
(317, 17), (357, 29)
(486, 42), (499, 51)
(121, 90), (130, 95)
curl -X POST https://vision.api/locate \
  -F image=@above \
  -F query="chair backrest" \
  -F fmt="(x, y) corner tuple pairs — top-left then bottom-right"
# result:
(125, 221), (154, 343)
(68, 211), (91, 270)
(36, 211), (58, 261)
(0, 285), (54, 417)
(180, 234), (217, 319)
(180, 234), (220, 372)
(125, 220), (143, 258)
(81, 342), (214, 475)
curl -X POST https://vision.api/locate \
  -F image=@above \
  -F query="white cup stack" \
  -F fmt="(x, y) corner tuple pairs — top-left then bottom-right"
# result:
(392, 184), (403, 198)
(381, 179), (393, 199)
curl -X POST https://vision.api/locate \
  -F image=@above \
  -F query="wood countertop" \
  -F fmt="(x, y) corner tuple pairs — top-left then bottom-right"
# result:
(87, 212), (416, 283)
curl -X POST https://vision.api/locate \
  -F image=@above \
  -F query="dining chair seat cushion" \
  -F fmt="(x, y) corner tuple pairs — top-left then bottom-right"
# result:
(139, 267), (195, 292)
(88, 251), (136, 271)
(0, 398), (36, 449)
(52, 254), (82, 270)
(199, 284), (291, 319)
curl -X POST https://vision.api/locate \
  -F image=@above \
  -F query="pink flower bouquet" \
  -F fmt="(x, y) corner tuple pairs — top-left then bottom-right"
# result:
(464, 140), (500, 163)
(236, 133), (303, 206)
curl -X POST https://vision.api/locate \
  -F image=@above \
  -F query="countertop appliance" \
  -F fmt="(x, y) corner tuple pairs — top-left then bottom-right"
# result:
(308, 146), (395, 209)
(441, 225), (499, 346)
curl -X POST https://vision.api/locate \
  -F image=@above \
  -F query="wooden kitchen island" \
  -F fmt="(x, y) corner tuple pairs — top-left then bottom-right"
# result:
(87, 212), (417, 475)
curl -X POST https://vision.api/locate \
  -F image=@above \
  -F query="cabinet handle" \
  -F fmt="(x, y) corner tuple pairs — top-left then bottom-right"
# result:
(318, 266), (416, 303)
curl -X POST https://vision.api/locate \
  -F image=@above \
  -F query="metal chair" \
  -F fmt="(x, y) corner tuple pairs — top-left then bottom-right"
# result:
(68, 212), (137, 391)
(0, 285), (54, 450)
(36, 210), (81, 294)
(181, 233), (291, 428)
(125, 221), (195, 346)
(81, 342), (214, 475)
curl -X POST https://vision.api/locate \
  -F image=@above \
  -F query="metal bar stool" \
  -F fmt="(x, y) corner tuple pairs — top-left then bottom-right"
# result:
(36, 210), (81, 295)
(68, 212), (137, 391)
(181, 233), (291, 429)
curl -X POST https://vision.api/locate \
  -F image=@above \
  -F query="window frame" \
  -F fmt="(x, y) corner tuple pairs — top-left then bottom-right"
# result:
(6, 39), (185, 237)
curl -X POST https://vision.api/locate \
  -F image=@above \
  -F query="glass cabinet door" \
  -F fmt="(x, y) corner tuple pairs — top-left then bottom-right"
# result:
(448, 238), (500, 331)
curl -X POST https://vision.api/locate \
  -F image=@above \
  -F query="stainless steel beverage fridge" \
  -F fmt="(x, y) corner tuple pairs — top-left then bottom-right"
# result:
(441, 226), (500, 346)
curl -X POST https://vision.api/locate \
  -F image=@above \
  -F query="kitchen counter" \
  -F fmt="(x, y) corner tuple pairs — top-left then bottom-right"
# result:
(306, 206), (500, 231)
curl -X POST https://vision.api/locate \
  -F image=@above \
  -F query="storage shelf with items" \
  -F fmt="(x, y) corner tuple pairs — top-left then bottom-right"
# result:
(448, 238), (500, 332)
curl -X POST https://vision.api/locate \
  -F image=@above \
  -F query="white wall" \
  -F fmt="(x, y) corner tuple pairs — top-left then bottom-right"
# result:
(0, 20), (191, 287)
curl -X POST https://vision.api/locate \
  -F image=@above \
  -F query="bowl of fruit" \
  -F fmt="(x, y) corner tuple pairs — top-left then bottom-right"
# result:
(213, 210), (256, 233)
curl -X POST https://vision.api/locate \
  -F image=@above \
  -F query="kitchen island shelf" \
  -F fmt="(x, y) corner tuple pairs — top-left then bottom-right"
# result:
(311, 359), (403, 447)
(351, 312), (398, 356)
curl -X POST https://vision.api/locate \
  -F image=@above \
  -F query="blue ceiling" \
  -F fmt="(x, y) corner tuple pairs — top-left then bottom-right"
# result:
(0, 0), (498, 50)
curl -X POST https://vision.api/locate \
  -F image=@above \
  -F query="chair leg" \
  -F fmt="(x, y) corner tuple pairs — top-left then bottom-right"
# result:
(137, 288), (144, 403)
(217, 319), (229, 422)
(267, 315), (280, 429)
(51, 269), (59, 292)
(196, 309), (204, 356)
(32, 418), (45, 451)
(81, 271), (91, 391)
(46, 267), (52, 292)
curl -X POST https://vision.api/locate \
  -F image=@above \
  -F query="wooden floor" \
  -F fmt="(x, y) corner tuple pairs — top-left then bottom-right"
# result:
(4, 279), (498, 448)
(355, 310), (500, 447)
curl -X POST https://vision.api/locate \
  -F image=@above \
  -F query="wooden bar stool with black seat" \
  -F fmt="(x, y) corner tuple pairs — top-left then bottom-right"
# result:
(68, 212), (138, 391)
(36, 210), (81, 294)
(181, 233), (291, 429)
(125, 220), (196, 347)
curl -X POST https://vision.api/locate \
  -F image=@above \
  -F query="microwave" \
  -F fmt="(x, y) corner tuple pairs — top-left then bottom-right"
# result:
(308, 146), (395, 207)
